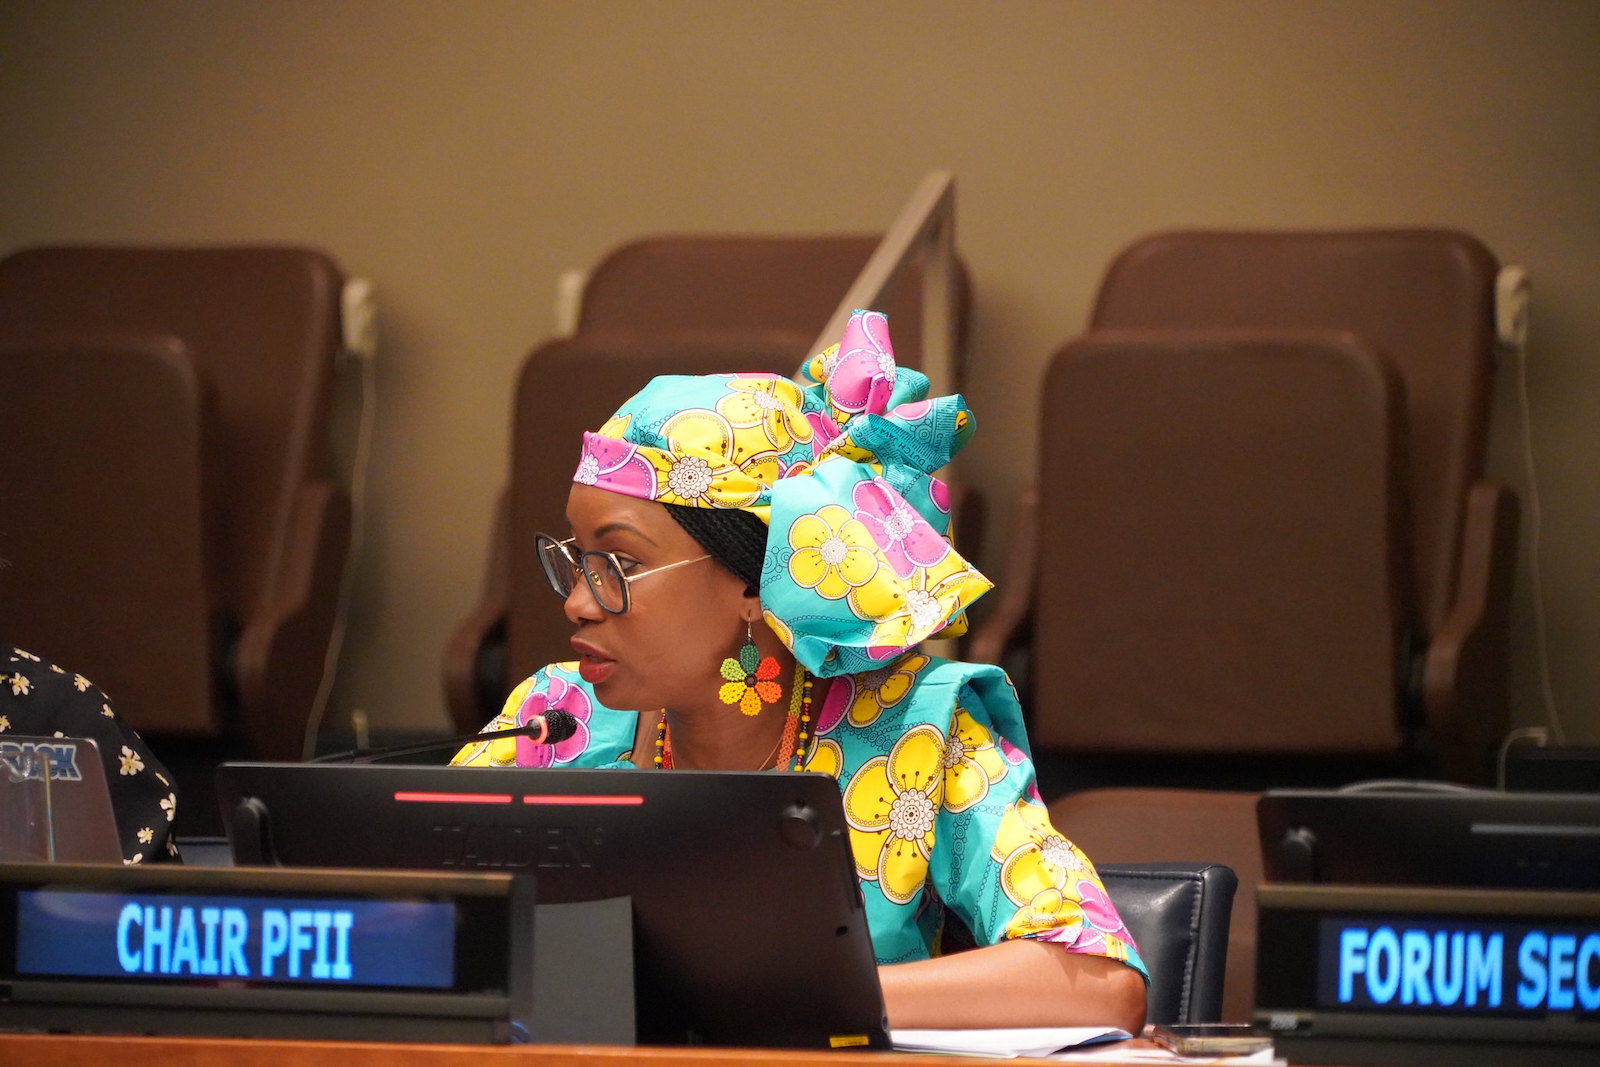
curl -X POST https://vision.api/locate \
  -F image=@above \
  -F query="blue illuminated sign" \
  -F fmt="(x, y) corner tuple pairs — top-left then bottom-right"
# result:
(1319, 916), (1600, 1016)
(17, 889), (457, 989)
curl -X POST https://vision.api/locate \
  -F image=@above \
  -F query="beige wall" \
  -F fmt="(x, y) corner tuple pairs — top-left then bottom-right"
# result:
(3, 0), (1597, 747)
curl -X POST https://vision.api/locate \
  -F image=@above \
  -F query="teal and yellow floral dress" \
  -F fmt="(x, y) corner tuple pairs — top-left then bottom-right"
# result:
(453, 653), (1147, 978)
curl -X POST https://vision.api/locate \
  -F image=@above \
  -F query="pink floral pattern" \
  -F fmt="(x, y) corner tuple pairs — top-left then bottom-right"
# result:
(574, 433), (655, 499)
(810, 675), (852, 736)
(515, 674), (592, 767)
(853, 478), (950, 578)
(1076, 877), (1127, 938)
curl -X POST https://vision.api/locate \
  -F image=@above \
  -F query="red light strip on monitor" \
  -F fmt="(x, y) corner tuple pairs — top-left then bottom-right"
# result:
(393, 791), (514, 804)
(521, 794), (645, 806)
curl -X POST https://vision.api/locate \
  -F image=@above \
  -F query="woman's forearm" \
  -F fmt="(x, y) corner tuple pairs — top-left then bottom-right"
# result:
(878, 938), (1147, 1035)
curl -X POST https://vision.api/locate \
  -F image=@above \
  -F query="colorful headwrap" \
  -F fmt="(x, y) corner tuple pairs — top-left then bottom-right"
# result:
(573, 309), (992, 678)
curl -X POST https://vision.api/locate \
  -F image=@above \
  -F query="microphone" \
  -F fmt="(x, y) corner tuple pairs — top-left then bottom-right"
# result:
(309, 710), (580, 764)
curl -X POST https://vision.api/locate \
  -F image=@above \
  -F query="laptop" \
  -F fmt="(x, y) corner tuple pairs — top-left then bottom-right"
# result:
(0, 735), (121, 864)
(215, 762), (890, 1050)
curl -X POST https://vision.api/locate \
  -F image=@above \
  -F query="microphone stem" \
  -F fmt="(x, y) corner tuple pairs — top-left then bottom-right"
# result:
(310, 724), (540, 764)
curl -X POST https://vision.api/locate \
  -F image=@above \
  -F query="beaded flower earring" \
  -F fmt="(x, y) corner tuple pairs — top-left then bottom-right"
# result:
(718, 620), (782, 715)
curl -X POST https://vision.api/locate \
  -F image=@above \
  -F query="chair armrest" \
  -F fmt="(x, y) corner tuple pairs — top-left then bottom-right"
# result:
(964, 485), (1039, 672)
(1099, 862), (1238, 1025)
(442, 488), (513, 733)
(232, 479), (353, 761)
(1420, 480), (1520, 782)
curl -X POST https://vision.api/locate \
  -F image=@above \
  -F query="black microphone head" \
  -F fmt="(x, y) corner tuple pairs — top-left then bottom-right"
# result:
(542, 709), (579, 745)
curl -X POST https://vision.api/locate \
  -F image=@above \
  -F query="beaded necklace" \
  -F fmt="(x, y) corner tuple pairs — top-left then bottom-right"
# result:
(655, 663), (812, 771)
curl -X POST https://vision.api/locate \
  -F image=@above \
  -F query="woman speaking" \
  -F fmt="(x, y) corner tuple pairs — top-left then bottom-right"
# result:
(454, 309), (1148, 1034)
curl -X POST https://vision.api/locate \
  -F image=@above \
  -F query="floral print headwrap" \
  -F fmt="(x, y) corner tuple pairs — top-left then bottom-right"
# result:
(573, 309), (992, 678)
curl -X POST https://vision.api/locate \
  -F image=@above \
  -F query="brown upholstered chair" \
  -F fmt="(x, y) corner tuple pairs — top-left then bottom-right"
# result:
(1, 332), (214, 738)
(970, 229), (1518, 784)
(572, 234), (973, 384)
(1048, 788), (1263, 1024)
(0, 245), (351, 764)
(443, 333), (808, 732)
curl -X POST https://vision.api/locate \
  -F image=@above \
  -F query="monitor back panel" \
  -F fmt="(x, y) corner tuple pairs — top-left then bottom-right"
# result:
(1257, 790), (1600, 890)
(216, 763), (888, 1048)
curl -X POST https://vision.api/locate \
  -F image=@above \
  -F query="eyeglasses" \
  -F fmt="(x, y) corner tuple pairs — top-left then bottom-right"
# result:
(535, 533), (712, 616)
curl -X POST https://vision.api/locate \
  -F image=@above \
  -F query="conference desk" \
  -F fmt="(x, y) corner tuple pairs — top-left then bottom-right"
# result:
(0, 1033), (1168, 1066)
(11, 1031), (1589, 1067)
(0, 1033), (1214, 1066)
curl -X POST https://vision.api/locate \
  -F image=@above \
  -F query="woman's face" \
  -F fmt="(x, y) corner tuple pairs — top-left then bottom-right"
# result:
(560, 484), (756, 713)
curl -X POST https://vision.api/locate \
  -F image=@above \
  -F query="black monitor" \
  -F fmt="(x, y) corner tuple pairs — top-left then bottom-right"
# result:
(214, 763), (889, 1050)
(1257, 787), (1600, 890)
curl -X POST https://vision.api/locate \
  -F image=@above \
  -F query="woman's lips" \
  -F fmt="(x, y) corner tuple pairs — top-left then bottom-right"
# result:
(571, 641), (614, 685)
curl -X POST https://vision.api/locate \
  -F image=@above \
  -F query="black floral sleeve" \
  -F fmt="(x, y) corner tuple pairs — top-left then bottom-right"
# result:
(1, 646), (180, 863)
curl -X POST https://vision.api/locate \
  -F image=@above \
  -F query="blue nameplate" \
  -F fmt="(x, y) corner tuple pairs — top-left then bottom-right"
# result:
(18, 888), (457, 988)
(1256, 883), (1600, 1065)
(1323, 914), (1600, 1015)
(0, 863), (534, 1044)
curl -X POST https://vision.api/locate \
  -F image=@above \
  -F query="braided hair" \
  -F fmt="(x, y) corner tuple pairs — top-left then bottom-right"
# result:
(663, 503), (767, 594)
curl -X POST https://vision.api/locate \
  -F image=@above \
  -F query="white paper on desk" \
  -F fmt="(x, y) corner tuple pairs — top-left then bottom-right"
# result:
(890, 1026), (1130, 1057)
(1047, 1045), (1282, 1065)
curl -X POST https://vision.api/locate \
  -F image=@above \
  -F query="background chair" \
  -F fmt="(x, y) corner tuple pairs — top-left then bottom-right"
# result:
(0, 245), (352, 783)
(1, 331), (214, 741)
(1050, 788), (1263, 1024)
(570, 233), (972, 384)
(1098, 861), (1238, 1026)
(971, 229), (1519, 785)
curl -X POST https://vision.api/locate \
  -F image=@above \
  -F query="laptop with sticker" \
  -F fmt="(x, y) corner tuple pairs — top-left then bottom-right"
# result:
(0, 735), (122, 864)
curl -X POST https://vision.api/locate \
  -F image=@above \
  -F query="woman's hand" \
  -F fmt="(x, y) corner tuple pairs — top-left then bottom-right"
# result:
(878, 937), (1147, 1036)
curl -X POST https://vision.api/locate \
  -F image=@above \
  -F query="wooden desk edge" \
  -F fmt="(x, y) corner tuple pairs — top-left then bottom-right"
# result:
(0, 1032), (1165, 1066)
